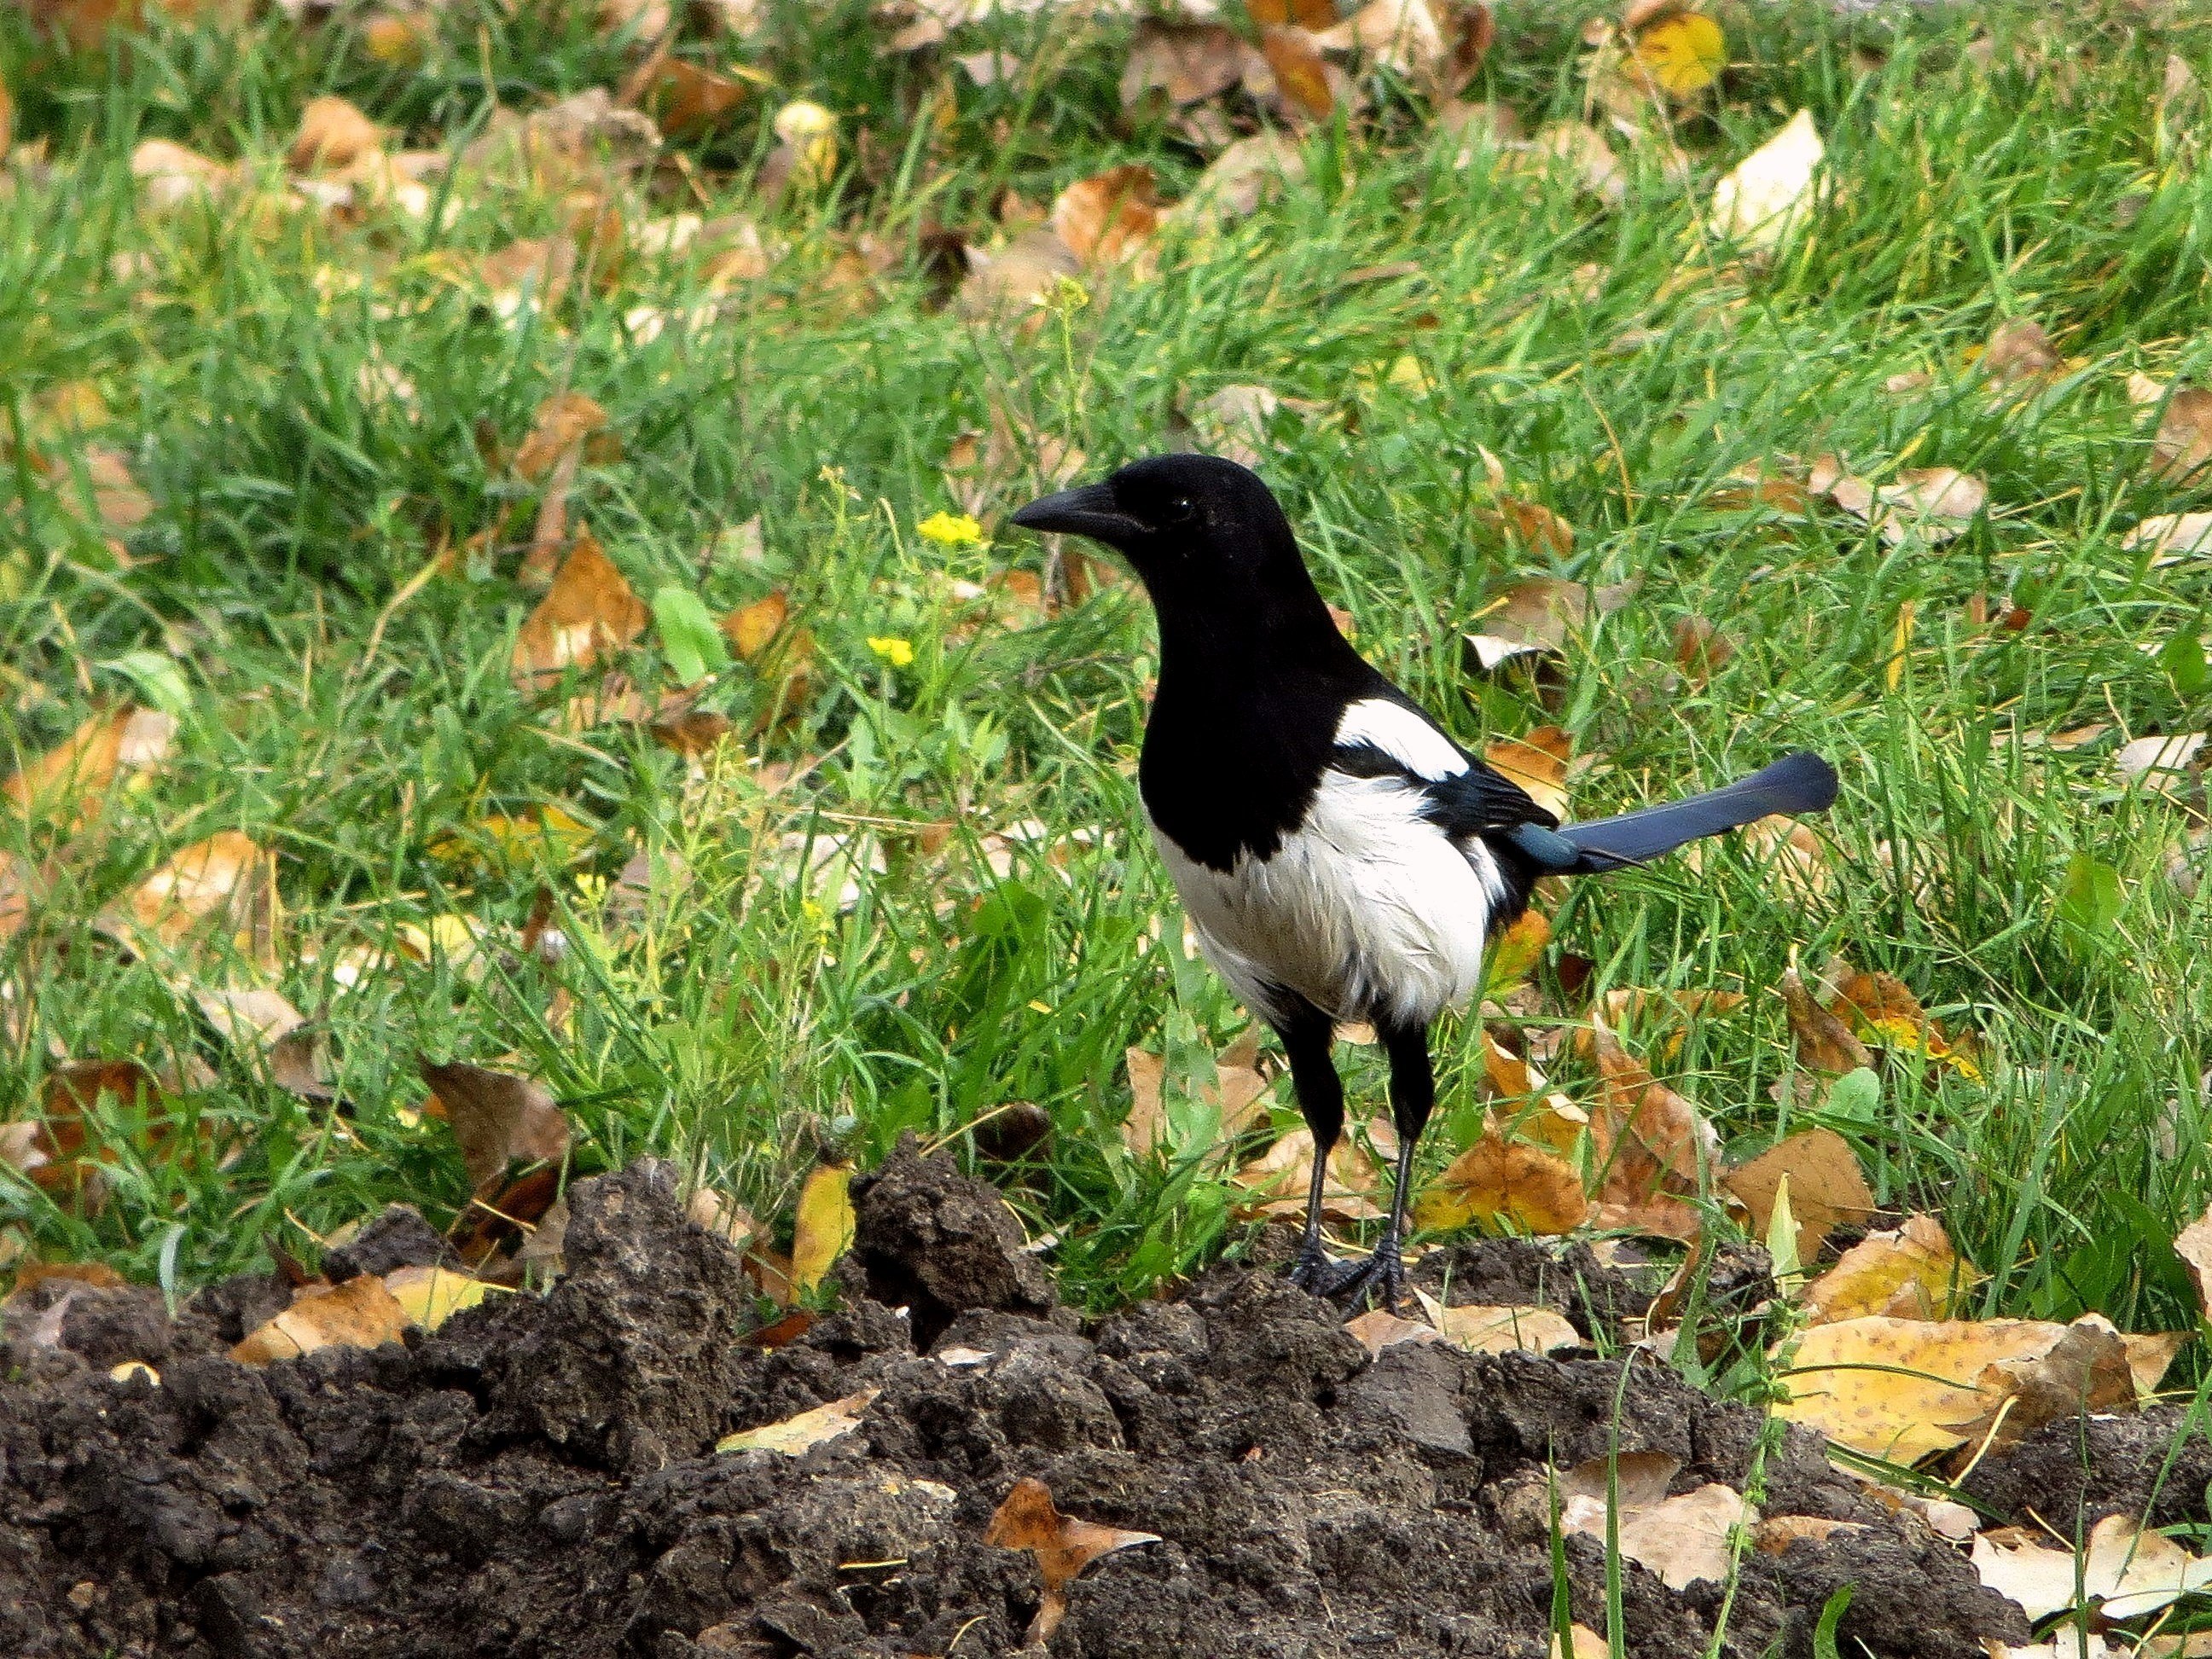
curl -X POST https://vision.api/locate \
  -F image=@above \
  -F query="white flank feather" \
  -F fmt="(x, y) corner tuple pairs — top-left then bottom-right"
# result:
(1333, 697), (1468, 782)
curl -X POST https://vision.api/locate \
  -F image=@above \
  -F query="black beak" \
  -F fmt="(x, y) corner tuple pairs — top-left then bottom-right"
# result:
(1009, 483), (1144, 546)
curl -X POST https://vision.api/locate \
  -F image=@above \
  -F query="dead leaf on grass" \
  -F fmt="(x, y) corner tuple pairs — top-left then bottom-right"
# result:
(2130, 373), (2212, 484)
(1120, 22), (1245, 108)
(985, 1476), (1161, 1644)
(1232, 1122), (1392, 1222)
(2125, 512), (2212, 566)
(2175, 1210), (2212, 1318)
(131, 138), (232, 212)
(1051, 164), (1158, 269)
(1559, 1451), (1750, 1590)
(1779, 966), (1871, 1075)
(1176, 132), (1307, 225)
(1414, 1136), (1589, 1234)
(1710, 107), (1821, 254)
(1802, 1214), (1980, 1325)
(1982, 317), (2060, 387)
(1485, 727), (1572, 820)
(716, 1387), (880, 1455)
(417, 1058), (570, 1190)
(1315, 0), (1449, 80)
(99, 831), (279, 964)
(1412, 1288), (1578, 1354)
(1722, 1128), (1873, 1265)
(1587, 1012), (1719, 1204)
(4, 705), (174, 827)
(2114, 733), (2206, 795)
(1122, 1038), (1273, 1156)
(512, 392), (617, 482)
(647, 60), (749, 138)
(287, 96), (382, 173)
(512, 531), (651, 687)
(1809, 455), (1987, 546)
(3, 1059), (164, 1196)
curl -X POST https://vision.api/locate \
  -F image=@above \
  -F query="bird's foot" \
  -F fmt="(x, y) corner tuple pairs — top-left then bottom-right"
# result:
(1325, 1236), (1406, 1314)
(1286, 1241), (1366, 1298)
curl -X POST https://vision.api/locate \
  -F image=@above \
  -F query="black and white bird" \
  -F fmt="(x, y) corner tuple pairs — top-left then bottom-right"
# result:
(1011, 453), (1838, 1308)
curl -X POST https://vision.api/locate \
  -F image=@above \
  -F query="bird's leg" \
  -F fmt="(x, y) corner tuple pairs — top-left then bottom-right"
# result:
(1276, 1005), (1355, 1296)
(1329, 1019), (1434, 1313)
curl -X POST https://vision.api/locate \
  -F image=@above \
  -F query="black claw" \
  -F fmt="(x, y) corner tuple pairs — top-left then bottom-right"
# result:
(1286, 1244), (1366, 1298)
(1326, 1240), (1407, 1314)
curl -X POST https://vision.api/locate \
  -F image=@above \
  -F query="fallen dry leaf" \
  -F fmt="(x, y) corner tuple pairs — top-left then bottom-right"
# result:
(512, 392), (616, 482)
(2125, 512), (2212, 566)
(2131, 374), (2212, 484)
(4, 705), (174, 828)
(287, 96), (381, 173)
(1826, 961), (1980, 1081)
(1121, 22), (1245, 107)
(1777, 1314), (2132, 1465)
(231, 1274), (411, 1365)
(1232, 1123), (1392, 1222)
(1810, 455), (1987, 546)
(1316, 0), (1449, 79)
(1050, 164), (1158, 269)
(417, 1058), (570, 1190)
(1710, 107), (1822, 254)
(1587, 1013), (1719, 1206)
(1344, 1308), (1443, 1357)
(1975, 1514), (2212, 1623)
(1559, 1451), (1750, 1591)
(1982, 317), (2060, 386)
(1485, 726), (1571, 820)
(789, 1161), (856, 1296)
(1177, 131), (1306, 224)
(1122, 1038), (1273, 1155)
(1413, 1136), (1589, 1234)
(1413, 1289), (1578, 1355)
(1257, 26), (1340, 121)
(1722, 1128), (1873, 1265)
(1802, 1214), (1981, 1325)
(511, 531), (651, 687)
(985, 1476), (1161, 1644)
(2175, 1210), (2212, 1318)
(1779, 966), (1871, 1075)
(1947, 1314), (2138, 1451)
(100, 831), (278, 962)
(1626, 7), (1724, 102)
(2114, 733), (2206, 794)
(647, 60), (749, 139)
(4, 1059), (165, 1196)
(717, 1388), (880, 1455)
(381, 1264), (503, 1332)
(131, 137), (232, 212)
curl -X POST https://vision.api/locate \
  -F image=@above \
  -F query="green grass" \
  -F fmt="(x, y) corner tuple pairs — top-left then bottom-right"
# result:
(3, 0), (2212, 1346)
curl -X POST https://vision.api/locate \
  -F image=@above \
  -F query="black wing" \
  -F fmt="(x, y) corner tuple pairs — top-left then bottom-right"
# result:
(1330, 740), (1558, 836)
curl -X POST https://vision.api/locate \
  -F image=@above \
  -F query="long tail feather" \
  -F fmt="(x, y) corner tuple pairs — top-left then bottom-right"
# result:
(1557, 751), (1838, 873)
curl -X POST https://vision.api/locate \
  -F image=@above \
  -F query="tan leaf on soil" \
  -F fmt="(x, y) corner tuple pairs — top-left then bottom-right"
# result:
(790, 1162), (856, 1296)
(1722, 1128), (1873, 1265)
(1559, 1452), (1751, 1590)
(231, 1275), (411, 1365)
(5, 705), (173, 827)
(1753, 1515), (1867, 1554)
(1413, 1137), (1589, 1234)
(287, 96), (382, 173)
(1802, 1214), (1980, 1325)
(1485, 726), (1571, 820)
(1344, 1308), (1443, 1357)
(382, 1265), (503, 1332)
(512, 531), (650, 687)
(417, 1058), (570, 1189)
(1050, 165), (1158, 269)
(1413, 1289), (1578, 1355)
(1710, 107), (1821, 253)
(984, 1476), (1161, 1644)
(1776, 1314), (2124, 1464)
(1974, 1514), (2212, 1623)
(717, 1388), (880, 1455)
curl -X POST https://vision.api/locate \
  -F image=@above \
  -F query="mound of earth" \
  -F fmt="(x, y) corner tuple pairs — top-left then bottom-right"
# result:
(0, 1145), (2169, 1658)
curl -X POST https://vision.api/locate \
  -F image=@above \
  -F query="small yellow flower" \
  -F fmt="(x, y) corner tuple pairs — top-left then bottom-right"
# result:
(868, 635), (915, 668)
(917, 511), (984, 548)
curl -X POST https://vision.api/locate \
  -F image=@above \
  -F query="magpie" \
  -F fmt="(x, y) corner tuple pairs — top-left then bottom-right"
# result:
(1010, 454), (1839, 1308)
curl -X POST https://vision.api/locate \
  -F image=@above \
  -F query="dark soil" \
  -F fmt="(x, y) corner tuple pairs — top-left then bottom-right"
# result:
(0, 1141), (2159, 1658)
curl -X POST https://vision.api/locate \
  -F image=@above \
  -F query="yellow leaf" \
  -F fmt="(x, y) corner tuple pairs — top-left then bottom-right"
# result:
(382, 1264), (504, 1331)
(1630, 10), (1724, 100)
(1801, 1213), (1980, 1325)
(1485, 726), (1571, 821)
(717, 1387), (879, 1454)
(1414, 1136), (1589, 1234)
(722, 589), (792, 660)
(1483, 907), (1552, 992)
(790, 1161), (856, 1296)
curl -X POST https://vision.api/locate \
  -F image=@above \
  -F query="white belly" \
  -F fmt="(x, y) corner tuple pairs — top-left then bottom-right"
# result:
(1149, 771), (1502, 1030)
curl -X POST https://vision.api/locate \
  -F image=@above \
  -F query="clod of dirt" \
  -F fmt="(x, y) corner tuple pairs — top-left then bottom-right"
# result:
(847, 1132), (1056, 1345)
(0, 1149), (2078, 1658)
(321, 1203), (457, 1282)
(1960, 1404), (2212, 1531)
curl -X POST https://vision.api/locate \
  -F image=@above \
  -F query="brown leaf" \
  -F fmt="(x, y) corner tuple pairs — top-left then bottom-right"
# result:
(1316, 0), (1449, 78)
(2132, 375), (2212, 484)
(1982, 317), (2059, 386)
(1232, 1124), (1391, 1222)
(1671, 616), (1734, 684)
(1344, 1308), (1444, 1357)
(511, 531), (650, 687)
(1559, 1453), (1750, 1591)
(1948, 1315), (2137, 1453)
(1485, 726), (1571, 820)
(1177, 132), (1307, 224)
(8, 1059), (163, 1195)
(647, 60), (749, 138)
(232, 1275), (411, 1365)
(78, 445), (152, 531)
(1721, 1128), (1872, 1263)
(512, 392), (616, 482)
(417, 1058), (570, 1190)
(1050, 165), (1158, 269)
(1779, 966), (1870, 1075)
(2174, 1211), (2212, 1319)
(1413, 1289), (1579, 1354)
(4, 705), (174, 828)
(1413, 1136), (1589, 1233)
(985, 1477), (1161, 1644)
(99, 831), (279, 961)
(721, 589), (790, 660)
(1809, 455), (1986, 545)
(1120, 22), (1245, 107)
(287, 96), (382, 174)
(1258, 26), (1338, 120)
(1587, 1013), (1718, 1205)
(1803, 1214), (1981, 1325)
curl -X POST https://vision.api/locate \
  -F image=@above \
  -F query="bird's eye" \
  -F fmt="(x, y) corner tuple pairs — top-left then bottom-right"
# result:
(1162, 497), (1198, 525)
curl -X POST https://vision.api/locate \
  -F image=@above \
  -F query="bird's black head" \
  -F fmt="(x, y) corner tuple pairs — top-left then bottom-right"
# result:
(1009, 454), (1313, 611)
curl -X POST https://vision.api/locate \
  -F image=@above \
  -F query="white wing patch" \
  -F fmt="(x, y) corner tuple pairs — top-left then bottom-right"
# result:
(1333, 697), (1468, 783)
(1150, 770), (1501, 1030)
